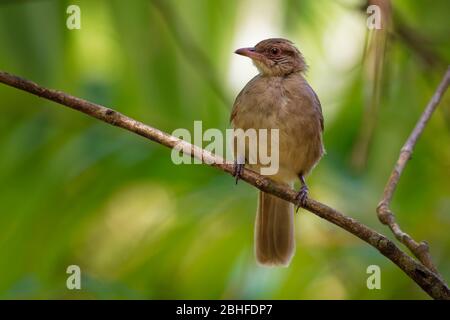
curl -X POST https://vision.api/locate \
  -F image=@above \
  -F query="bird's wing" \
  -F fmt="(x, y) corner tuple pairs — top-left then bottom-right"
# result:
(229, 97), (240, 123)
(306, 82), (324, 131)
(230, 75), (260, 124)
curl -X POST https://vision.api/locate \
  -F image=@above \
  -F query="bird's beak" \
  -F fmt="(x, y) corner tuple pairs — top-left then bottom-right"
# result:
(234, 47), (262, 61)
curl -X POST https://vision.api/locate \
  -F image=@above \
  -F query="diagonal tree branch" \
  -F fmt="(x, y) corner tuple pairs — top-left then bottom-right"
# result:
(0, 70), (449, 299)
(377, 67), (450, 276)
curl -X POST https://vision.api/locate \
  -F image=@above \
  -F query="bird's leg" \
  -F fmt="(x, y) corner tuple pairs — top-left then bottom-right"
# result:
(233, 160), (244, 185)
(295, 174), (309, 212)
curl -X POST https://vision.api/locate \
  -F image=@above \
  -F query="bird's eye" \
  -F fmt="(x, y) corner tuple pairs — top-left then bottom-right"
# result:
(270, 47), (280, 55)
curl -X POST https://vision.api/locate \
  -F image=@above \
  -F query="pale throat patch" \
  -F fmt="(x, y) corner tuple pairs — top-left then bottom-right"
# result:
(253, 60), (274, 76)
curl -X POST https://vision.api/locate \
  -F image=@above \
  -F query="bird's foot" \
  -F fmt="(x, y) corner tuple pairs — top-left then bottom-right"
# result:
(295, 184), (308, 212)
(233, 161), (244, 185)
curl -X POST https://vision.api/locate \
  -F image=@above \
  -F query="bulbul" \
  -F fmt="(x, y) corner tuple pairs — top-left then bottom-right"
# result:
(231, 38), (324, 267)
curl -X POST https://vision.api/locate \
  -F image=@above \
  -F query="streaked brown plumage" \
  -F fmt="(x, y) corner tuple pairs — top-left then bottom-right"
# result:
(231, 38), (324, 266)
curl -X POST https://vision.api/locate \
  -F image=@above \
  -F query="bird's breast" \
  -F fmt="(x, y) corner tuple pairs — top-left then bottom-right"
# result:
(232, 75), (324, 181)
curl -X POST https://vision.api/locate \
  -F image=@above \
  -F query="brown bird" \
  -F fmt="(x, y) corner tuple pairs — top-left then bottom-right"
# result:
(231, 38), (324, 267)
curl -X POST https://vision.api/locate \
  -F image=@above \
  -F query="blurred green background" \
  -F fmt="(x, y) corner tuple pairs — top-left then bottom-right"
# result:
(0, 0), (449, 299)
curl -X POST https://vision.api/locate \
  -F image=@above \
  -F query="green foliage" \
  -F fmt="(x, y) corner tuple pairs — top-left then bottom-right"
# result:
(0, 0), (449, 299)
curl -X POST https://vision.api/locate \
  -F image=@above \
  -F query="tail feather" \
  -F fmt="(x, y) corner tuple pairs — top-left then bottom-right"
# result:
(255, 191), (295, 266)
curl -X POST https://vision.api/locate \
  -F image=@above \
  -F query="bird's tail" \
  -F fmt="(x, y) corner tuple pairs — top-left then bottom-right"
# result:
(255, 189), (295, 267)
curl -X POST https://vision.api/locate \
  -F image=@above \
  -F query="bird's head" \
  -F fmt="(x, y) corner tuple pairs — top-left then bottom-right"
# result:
(235, 38), (307, 76)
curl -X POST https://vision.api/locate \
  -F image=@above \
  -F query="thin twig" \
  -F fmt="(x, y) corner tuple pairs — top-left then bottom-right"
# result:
(0, 70), (449, 299)
(377, 67), (450, 275)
